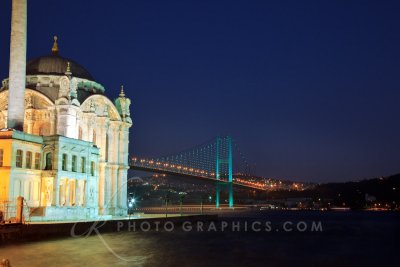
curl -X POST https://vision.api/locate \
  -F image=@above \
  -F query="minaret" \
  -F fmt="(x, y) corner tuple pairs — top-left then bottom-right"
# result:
(7, 0), (27, 130)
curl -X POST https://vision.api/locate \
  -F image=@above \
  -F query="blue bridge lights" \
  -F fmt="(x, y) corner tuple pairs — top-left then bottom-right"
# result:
(130, 136), (262, 208)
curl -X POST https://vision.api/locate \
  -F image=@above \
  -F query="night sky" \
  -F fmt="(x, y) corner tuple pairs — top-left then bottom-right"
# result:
(1, 0), (399, 182)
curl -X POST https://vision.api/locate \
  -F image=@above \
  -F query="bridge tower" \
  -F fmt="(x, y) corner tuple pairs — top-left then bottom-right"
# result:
(215, 136), (233, 208)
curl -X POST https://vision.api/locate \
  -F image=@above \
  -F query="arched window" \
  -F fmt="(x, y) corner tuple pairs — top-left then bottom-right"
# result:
(90, 161), (95, 176)
(25, 151), (32, 169)
(34, 153), (41, 170)
(72, 155), (77, 172)
(62, 154), (68, 171)
(93, 130), (97, 145)
(78, 127), (83, 140)
(16, 149), (23, 168)
(81, 157), (86, 173)
(45, 152), (52, 170)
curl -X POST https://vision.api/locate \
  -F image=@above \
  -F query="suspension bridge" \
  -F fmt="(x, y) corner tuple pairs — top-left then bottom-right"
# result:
(130, 136), (265, 208)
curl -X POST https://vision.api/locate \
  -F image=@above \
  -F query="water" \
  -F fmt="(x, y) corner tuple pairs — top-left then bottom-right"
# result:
(1, 211), (399, 267)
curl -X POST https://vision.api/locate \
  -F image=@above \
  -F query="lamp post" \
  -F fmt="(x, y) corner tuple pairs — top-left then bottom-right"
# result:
(128, 196), (136, 219)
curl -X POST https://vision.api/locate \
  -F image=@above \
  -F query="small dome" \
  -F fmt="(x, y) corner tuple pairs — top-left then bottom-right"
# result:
(26, 55), (94, 81)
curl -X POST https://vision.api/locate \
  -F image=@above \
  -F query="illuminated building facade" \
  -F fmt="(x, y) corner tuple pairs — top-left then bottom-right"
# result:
(0, 0), (132, 221)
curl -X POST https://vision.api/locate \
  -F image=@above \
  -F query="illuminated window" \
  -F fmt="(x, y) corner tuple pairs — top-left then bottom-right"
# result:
(90, 161), (95, 176)
(62, 154), (68, 171)
(16, 149), (23, 168)
(81, 157), (86, 173)
(26, 151), (32, 169)
(72, 155), (77, 172)
(0, 149), (3, 167)
(45, 152), (52, 170)
(34, 153), (41, 170)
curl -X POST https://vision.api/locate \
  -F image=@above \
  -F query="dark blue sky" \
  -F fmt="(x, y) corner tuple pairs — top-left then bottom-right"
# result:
(1, 0), (399, 182)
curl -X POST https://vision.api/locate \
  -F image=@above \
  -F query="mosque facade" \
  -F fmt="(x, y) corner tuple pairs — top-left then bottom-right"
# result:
(0, 0), (132, 221)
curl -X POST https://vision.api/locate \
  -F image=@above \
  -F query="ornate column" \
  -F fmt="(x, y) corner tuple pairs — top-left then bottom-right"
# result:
(51, 175), (60, 207)
(118, 167), (128, 212)
(97, 117), (109, 161)
(75, 179), (80, 206)
(98, 163), (105, 212)
(104, 166), (112, 211)
(65, 179), (70, 207)
(58, 180), (64, 206)
(110, 165), (118, 210)
(118, 125), (126, 165)
(54, 177), (60, 207)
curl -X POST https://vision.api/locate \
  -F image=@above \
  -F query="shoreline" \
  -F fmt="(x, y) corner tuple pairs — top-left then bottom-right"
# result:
(0, 214), (218, 245)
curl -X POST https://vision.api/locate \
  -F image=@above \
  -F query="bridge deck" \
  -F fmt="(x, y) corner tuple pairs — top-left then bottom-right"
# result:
(130, 165), (266, 191)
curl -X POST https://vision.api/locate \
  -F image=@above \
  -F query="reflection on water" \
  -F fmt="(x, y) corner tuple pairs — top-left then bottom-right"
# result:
(1, 211), (399, 267)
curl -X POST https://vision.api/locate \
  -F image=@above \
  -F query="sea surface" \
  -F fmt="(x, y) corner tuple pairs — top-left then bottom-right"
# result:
(1, 211), (399, 267)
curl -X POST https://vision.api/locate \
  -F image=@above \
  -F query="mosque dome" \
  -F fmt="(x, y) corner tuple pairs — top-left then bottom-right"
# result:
(26, 55), (94, 81)
(26, 36), (94, 81)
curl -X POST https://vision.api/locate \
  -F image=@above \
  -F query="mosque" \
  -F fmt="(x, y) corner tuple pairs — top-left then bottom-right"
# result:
(0, 0), (132, 221)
